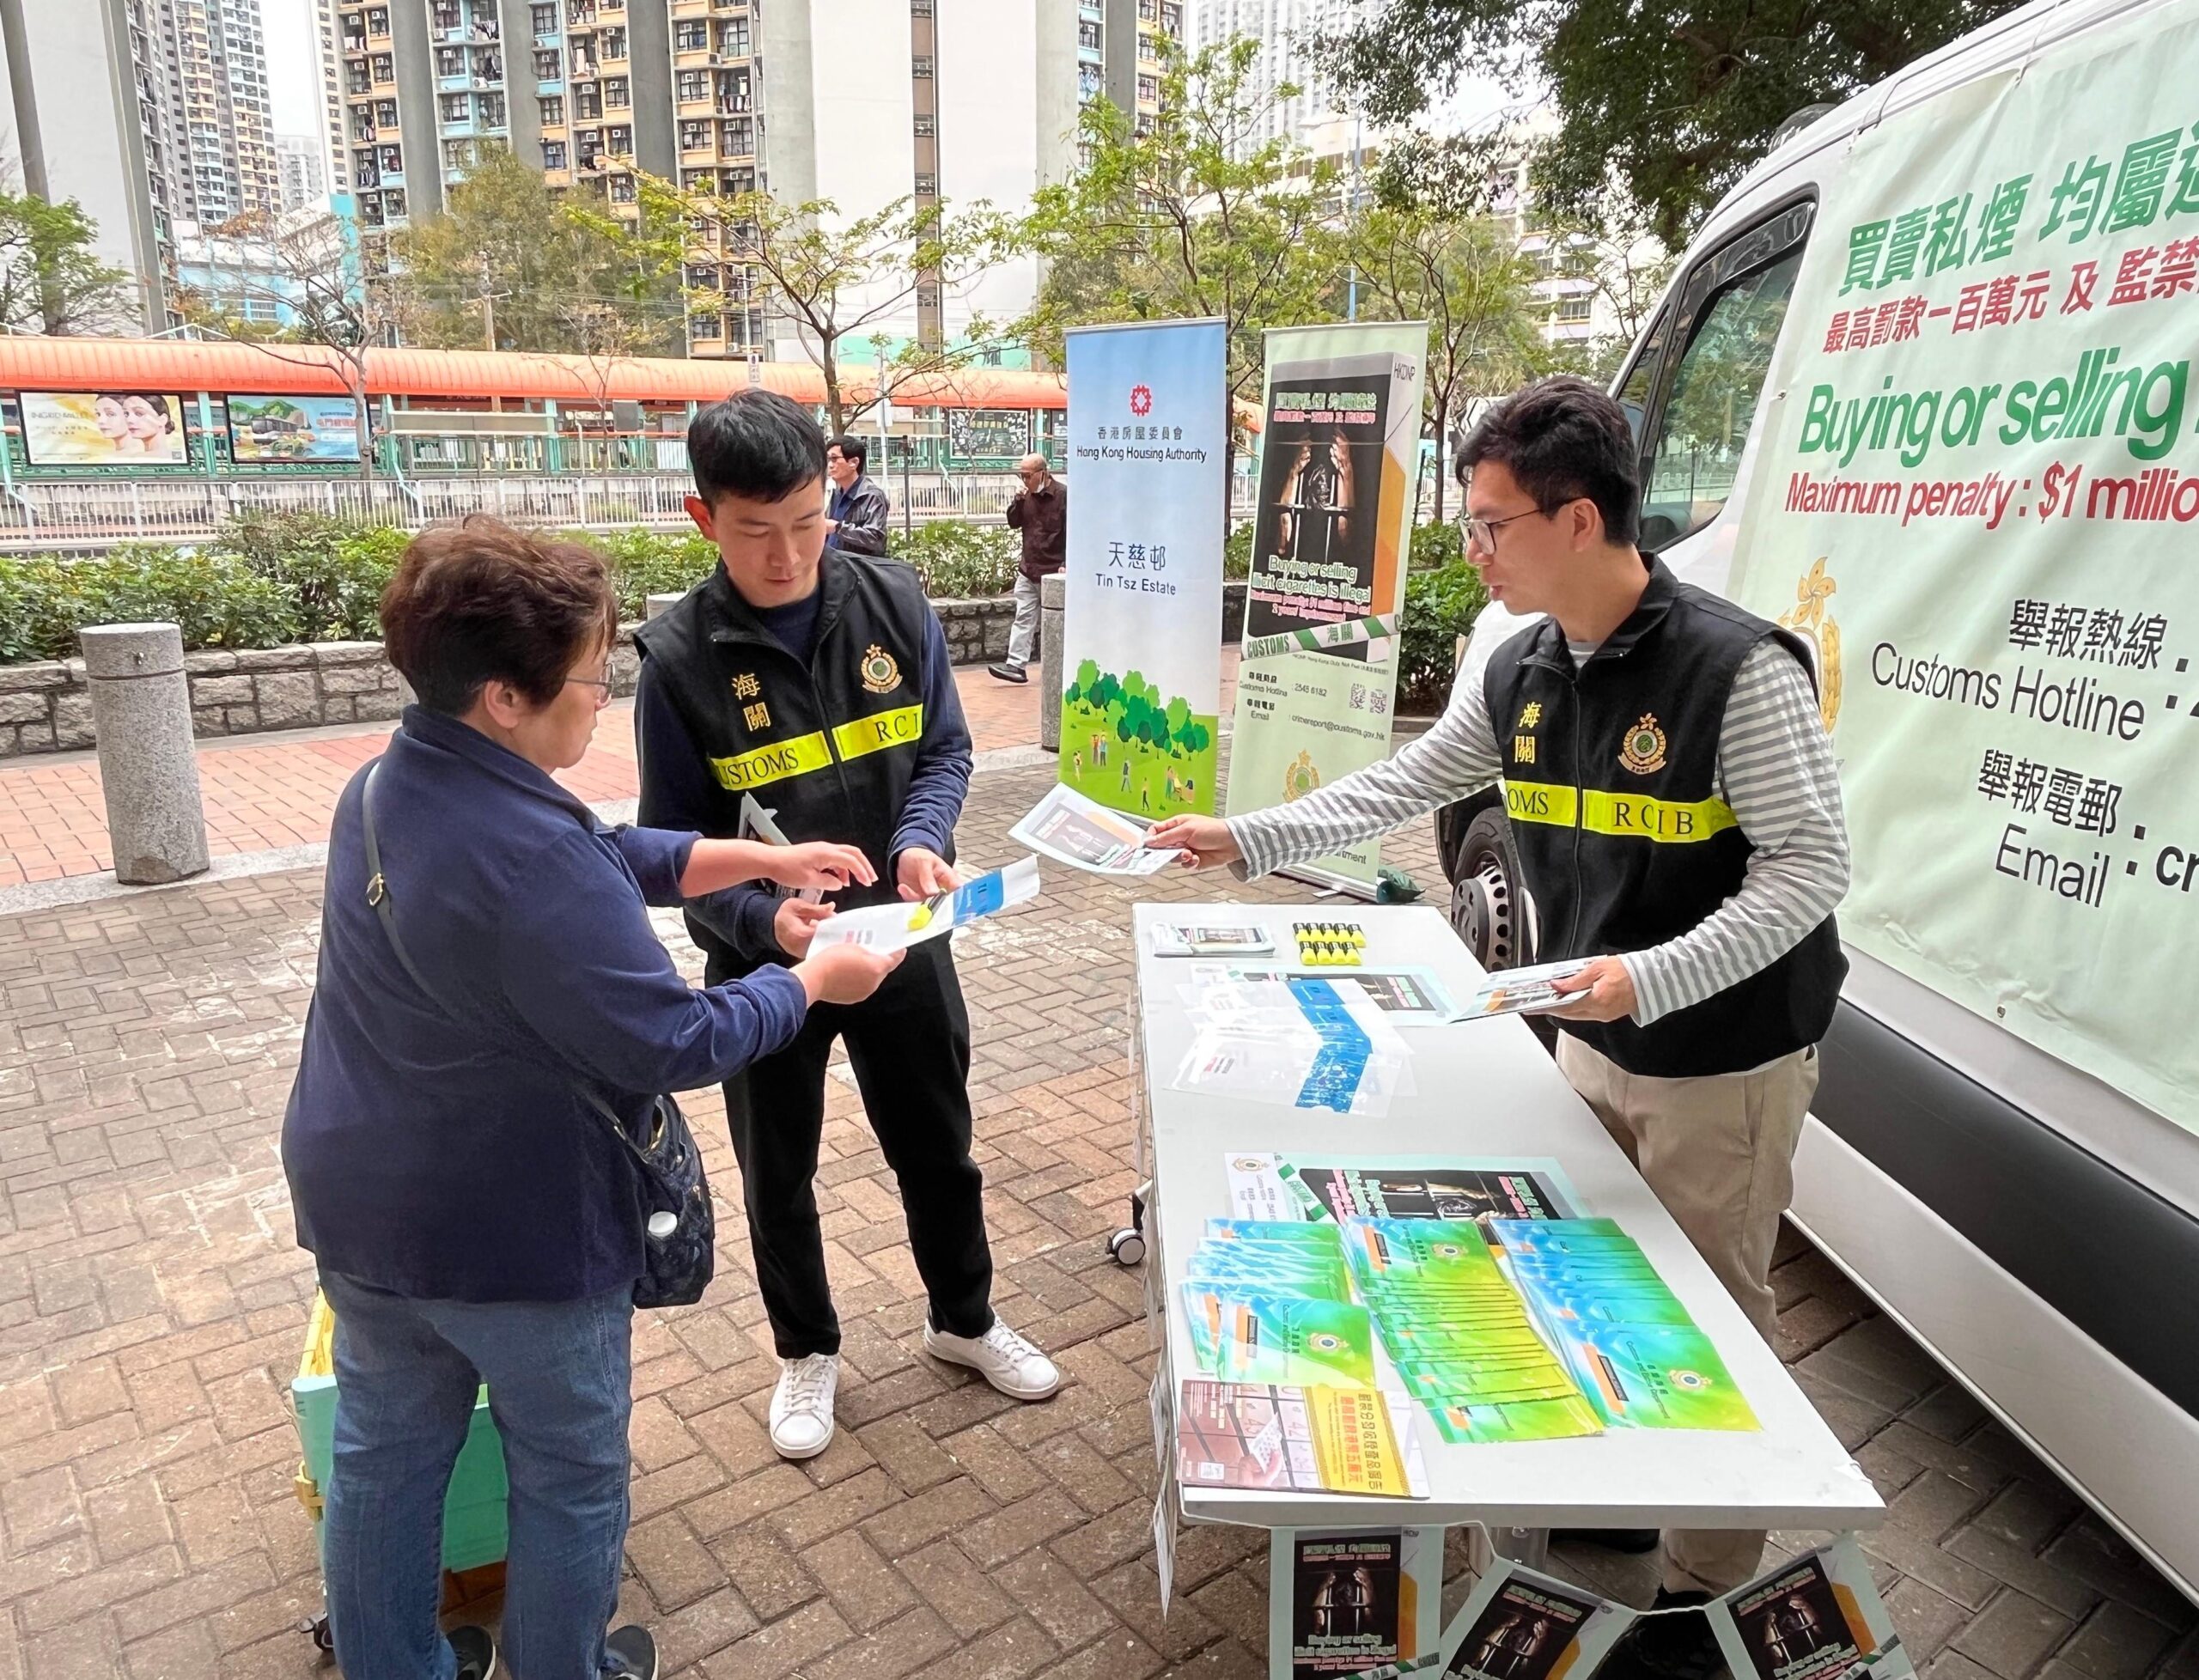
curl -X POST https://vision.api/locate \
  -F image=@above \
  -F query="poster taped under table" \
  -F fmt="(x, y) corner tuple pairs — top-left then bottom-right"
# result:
(1268, 1526), (1444, 1678)
(1009, 781), (1179, 875)
(1708, 1536), (1916, 1680)
(1433, 1558), (1637, 1680)
(1227, 1153), (1585, 1226)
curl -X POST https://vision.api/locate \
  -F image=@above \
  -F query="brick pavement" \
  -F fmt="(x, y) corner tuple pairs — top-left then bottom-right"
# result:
(0, 758), (2192, 1678)
(0, 648), (1252, 888)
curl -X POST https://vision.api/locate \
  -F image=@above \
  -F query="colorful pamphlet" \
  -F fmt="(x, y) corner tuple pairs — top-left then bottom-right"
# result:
(1708, 1537), (1916, 1680)
(1009, 782), (1178, 874)
(1227, 1154), (1581, 1227)
(1148, 921), (1277, 957)
(1436, 1559), (1637, 1680)
(1179, 1287), (1379, 1389)
(1343, 1218), (1601, 1446)
(1175, 1379), (1422, 1498)
(807, 856), (1039, 951)
(1494, 1220), (1758, 1433)
(1272, 1528), (1444, 1677)
(1448, 957), (1598, 1021)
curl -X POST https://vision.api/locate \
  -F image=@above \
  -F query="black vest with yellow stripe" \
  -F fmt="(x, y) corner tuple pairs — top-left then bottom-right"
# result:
(1485, 557), (1845, 1077)
(634, 553), (940, 971)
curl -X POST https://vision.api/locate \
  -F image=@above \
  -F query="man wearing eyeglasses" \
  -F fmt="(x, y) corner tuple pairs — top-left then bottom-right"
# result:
(1150, 377), (1850, 1635)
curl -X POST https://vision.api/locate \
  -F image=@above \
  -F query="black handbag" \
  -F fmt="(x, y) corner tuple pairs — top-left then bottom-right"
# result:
(358, 761), (716, 1309)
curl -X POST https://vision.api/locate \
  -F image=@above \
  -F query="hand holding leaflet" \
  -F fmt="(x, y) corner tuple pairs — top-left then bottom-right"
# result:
(1009, 782), (1179, 875)
(1448, 958), (1598, 1022)
(807, 856), (1040, 953)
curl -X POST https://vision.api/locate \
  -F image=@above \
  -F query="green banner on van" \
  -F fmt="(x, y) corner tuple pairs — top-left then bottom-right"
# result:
(1731, 7), (2199, 1134)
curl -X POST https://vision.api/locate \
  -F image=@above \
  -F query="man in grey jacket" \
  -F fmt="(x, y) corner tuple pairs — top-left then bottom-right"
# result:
(825, 435), (891, 556)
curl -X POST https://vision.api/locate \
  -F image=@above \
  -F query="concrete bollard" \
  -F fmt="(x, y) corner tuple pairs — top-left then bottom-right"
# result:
(80, 623), (210, 886)
(645, 593), (683, 619)
(1039, 571), (1065, 753)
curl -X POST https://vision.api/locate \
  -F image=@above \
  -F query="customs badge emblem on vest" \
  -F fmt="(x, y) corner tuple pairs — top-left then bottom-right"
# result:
(1618, 714), (1668, 775)
(859, 644), (902, 694)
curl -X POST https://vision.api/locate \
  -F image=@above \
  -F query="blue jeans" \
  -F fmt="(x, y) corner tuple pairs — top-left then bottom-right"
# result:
(320, 1271), (634, 1680)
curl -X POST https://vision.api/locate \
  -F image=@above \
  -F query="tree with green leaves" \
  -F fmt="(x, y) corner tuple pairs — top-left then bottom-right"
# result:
(1013, 38), (1343, 439)
(0, 191), (134, 335)
(391, 147), (685, 356)
(1318, 0), (2025, 246)
(629, 173), (1012, 438)
(1344, 206), (1546, 521)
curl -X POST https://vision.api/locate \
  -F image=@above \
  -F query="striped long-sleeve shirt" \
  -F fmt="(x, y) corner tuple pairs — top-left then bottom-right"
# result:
(1229, 636), (1851, 1027)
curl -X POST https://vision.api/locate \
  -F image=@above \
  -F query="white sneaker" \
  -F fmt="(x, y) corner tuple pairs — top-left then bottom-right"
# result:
(768, 1354), (839, 1459)
(923, 1319), (1061, 1400)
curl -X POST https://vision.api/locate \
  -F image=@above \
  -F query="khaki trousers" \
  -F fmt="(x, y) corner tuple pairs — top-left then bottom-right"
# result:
(1554, 1032), (1819, 1597)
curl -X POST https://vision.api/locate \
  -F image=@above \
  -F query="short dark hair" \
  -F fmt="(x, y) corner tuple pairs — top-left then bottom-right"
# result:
(380, 516), (618, 715)
(688, 390), (827, 504)
(825, 434), (867, 472)
(1458, 376), (1640, 548)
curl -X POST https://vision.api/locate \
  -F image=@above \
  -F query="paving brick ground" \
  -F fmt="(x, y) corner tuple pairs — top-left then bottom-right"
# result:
(0, 756), (2191, 1679)
(0, 652), (1241, 887)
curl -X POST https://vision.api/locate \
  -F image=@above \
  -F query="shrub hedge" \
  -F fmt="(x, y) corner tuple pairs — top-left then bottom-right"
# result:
(0, 513), (1482, 708)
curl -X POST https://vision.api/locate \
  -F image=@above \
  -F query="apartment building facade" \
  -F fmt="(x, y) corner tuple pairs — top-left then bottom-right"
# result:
(0, 0), (174, 329)
(323, 0), (1181, 361)
(151, 0), (281, 226)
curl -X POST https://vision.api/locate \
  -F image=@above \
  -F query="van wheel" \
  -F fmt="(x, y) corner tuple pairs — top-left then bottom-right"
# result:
(1451, 807), (1532, 971)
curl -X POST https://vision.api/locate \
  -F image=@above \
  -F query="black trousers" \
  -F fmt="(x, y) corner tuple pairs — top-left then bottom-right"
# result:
(710, 938), (995, 1359)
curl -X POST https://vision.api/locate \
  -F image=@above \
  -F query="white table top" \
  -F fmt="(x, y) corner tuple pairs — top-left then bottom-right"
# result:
(1136, 901), (1885, 1533)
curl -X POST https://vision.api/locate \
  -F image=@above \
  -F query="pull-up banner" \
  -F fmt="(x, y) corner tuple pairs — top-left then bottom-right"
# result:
(1058, 320), (1228, 819)
(1227, 323), (1428, 892)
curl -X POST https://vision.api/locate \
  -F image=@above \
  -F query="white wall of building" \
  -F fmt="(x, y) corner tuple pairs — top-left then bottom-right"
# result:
(805, 0), (917, 358)
(2, 0), (159, 320)
(936, 0), (1039, 341)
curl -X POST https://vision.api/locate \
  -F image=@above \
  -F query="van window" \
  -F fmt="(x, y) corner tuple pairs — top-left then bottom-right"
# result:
(1614, 311), (1671, 447)
(1639, 247), (1802, 549)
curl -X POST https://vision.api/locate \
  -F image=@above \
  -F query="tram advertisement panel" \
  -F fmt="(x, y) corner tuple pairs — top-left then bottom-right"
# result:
(21, 392), (188, 466)
(226, 395), (362, 463)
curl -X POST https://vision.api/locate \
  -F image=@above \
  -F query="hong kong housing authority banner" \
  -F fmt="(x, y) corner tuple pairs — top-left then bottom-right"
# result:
(1728, 6), (2199, 1133)
(1227, 323), (1428, 890)
(1058, 320), (1228, 819)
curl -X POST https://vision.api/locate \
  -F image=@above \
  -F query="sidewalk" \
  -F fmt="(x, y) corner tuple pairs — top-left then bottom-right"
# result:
(0, 755), (2190, 1680)
(0, 653), (1241, 887)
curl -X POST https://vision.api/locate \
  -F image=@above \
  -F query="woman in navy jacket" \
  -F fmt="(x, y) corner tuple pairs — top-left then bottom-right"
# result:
(283, 518), (898, 1680)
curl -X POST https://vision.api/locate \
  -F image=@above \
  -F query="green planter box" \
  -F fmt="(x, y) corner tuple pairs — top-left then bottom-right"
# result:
(290, 1292), (511, 1572)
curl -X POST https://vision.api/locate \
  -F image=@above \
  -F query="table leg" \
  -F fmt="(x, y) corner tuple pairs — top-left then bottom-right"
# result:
(1469, 1523), (1552, 1573)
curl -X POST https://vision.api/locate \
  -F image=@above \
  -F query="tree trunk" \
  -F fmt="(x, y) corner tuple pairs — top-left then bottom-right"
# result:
(352, 369), (375, 484)
(1429, 392), (1448, 527)
(822, 342), (844, 439)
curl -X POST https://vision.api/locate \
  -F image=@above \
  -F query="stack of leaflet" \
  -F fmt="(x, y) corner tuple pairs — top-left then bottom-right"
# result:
(1341, 1218), (1602, 1444)
(1180, 1221), (1379, 1388)
(1494, 1219), (1759, 1432)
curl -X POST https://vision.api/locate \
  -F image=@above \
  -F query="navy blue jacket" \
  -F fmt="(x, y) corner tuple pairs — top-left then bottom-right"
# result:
(282, 706), (808, 1303)
(634, 574), (972, 965)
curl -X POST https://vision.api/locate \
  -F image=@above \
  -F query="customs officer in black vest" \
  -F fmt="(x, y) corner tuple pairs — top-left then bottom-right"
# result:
(636, 393), (1058, 1463)
(1152, 379), (1851, 1636)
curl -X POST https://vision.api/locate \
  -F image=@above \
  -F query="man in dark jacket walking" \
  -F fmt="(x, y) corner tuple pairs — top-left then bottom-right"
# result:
(637, 393), (1059, 1464)
(990, 453), (1065, 684)
(825, 435), (890, 556)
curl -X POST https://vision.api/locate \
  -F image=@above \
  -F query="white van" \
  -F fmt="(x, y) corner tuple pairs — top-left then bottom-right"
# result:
(1452, 0), (2199, 1604)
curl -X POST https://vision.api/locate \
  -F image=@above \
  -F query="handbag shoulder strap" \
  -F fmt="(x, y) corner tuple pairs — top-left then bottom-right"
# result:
(359, 760), (652, 1168)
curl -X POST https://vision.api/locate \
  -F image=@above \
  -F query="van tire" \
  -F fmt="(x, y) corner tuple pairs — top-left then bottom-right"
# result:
(1450, 804), (1532, 971)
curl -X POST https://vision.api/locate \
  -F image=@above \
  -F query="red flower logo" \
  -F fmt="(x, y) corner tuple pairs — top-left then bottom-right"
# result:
(1130, 385), (1154, 417)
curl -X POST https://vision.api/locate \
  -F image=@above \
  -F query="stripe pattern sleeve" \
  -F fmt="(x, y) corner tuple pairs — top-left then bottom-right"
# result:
(1619, 640), (1852, 1026)
(1227, 657), (1505, 880)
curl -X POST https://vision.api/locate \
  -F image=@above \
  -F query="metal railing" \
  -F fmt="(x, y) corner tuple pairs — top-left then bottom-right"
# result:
(0, 472), (1160, 550)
